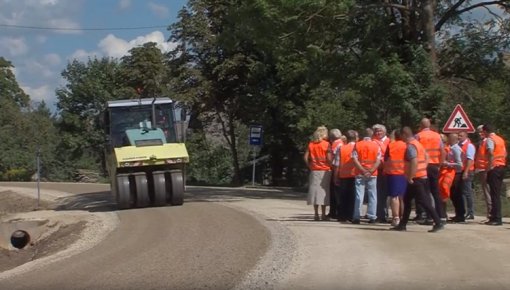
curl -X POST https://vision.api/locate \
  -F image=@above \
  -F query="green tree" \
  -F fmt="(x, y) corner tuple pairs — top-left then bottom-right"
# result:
(121, 42), (170, 98)
(0, 57), (29, 107)
(56, 57), (131, 177)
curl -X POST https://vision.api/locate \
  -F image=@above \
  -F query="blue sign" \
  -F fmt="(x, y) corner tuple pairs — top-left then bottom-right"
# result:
(249, 125), (263, 146)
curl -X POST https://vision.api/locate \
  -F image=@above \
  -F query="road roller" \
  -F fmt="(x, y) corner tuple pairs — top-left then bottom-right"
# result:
(104, 97), (189, 209)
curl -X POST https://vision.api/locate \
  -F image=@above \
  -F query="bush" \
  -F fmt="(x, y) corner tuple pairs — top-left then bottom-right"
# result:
(1, 168), (32, 181)
(186, 132), (234, 185)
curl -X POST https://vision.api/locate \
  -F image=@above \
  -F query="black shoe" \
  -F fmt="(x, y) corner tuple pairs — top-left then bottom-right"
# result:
(448, 217), (466, 223)
(337, 218), (347, 223)
(428, 224), (444, 233)
(485, 220), (503, 226)
(368, 219), (377, 224)
(465, 214), (474, 220)
(420, 219), (434, 225)
(390, 225), (407, 231)
(352, 219), (360, 224)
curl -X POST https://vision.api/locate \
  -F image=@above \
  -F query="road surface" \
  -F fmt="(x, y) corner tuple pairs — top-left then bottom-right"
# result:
(1, 183), (510, 290)
(0, 183), (269, 290)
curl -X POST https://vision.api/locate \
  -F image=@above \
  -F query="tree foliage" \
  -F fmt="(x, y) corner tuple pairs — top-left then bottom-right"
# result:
(2, 0), (510, 186)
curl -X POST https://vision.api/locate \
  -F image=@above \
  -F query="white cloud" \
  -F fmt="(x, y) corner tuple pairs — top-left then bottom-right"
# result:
(97, 31), (177, 58)
(40, 0), (59, 6)
(22, 60), (55, 79)
(0, 0), (83, 35)
(148, 2), (169, 19)
(0, 36), (28, 56)
(68, 49), (99, 62)
(36, 35), (48, 44)
(118, 0), (131, 10)
(47, 18), (82, 34)
(43, 53), (61, 66)
(22, 84), (54, 104)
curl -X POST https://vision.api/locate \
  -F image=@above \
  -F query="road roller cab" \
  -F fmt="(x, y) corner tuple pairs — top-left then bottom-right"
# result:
(104, 97), (189, 209)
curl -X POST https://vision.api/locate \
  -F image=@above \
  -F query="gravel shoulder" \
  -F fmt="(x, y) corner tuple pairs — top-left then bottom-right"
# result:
(188, 186), (510, 290)
(0, 185), (120, 279)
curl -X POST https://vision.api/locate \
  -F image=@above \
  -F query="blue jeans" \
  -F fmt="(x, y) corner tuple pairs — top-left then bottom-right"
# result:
(354, 175), (377, 220)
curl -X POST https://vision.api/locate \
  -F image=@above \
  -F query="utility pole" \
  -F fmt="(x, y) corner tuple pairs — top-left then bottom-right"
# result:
(36, 146), (41, 209)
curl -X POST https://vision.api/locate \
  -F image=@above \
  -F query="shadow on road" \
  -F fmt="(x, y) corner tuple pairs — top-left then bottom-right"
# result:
(186, 187), (307, 203)
(52, 186), (306, 213)
(54, 191), (117, 213)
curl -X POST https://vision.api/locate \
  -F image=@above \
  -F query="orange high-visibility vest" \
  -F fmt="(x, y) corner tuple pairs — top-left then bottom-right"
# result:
(384, 140), (406, 175)
(460, 139), (475, 171)
(354, 139), (380, 176)
(408, 139), (428, 178)
(416, 129), (442, 164)
(308, 140), (330, 171)
(373, 137), (390, 157)
(475, 138), (488, 170)
(338, 142), (356, 178)
(439, 145), (455, 201)
(488, 133), (507, 167)
(331, 139), (344, 153)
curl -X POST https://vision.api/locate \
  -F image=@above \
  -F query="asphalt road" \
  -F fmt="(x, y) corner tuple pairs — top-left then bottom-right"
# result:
(0, 183), (270, 290)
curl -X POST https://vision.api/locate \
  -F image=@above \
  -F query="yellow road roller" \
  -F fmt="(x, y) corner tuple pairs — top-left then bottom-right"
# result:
(104, 97), (189, 209)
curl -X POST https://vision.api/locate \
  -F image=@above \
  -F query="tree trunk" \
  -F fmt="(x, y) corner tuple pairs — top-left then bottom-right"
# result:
(422, 0), (437, 68)
(227, 113), (242, 186)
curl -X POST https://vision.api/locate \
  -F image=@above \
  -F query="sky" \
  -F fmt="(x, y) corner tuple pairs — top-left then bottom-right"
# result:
(0, 0), (506, 112)
(0, 0), (187, 111)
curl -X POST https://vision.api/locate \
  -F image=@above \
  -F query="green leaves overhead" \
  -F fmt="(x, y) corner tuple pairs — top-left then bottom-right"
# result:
(0, 57), (29, 108)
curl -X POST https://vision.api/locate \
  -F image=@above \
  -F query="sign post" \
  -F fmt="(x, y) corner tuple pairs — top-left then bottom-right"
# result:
(442, 104), (475, 133)
(36, 146), (41, 209)
(249, 125), (263, 186)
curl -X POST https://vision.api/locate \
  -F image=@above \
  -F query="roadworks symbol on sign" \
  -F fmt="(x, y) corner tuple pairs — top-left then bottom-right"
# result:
(442, 104), (475, 133)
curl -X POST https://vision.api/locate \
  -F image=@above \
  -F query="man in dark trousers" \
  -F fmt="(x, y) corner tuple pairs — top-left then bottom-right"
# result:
(391, 127), (444, 233)
(482, 124), (507, 226)
(334, 130), (358, 222)
(327, 129), (343, 219)
(416, 118), (444, 224)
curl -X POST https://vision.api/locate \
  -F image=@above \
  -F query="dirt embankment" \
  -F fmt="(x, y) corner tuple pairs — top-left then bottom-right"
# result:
(0, 191), (86, 272)
(0, 191), (53, 217)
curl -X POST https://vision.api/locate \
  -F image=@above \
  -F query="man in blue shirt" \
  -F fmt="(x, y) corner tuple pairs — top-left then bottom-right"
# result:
(458, 131), (476, 220)
(446, 134), (465, 223)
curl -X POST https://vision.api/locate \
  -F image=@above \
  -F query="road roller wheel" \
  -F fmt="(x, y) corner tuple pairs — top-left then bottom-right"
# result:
(134, 172), (150, 207)
(152, 171), (167, 206)
(169, 170), (184, 206)
(116, 174), (132, 209)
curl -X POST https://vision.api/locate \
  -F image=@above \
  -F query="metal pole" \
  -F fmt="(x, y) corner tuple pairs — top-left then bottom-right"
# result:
(36, 147), (41, 209)
(251, 147), (256, 187)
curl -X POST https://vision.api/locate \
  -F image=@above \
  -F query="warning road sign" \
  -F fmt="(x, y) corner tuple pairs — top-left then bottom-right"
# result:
(442, 104), (475, 133)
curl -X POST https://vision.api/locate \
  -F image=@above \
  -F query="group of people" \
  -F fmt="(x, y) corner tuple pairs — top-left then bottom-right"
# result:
(303, 118), (507, 233)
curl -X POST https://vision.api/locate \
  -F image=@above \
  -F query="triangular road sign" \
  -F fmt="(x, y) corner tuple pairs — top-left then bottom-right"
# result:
(442, 104), (475, 133)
